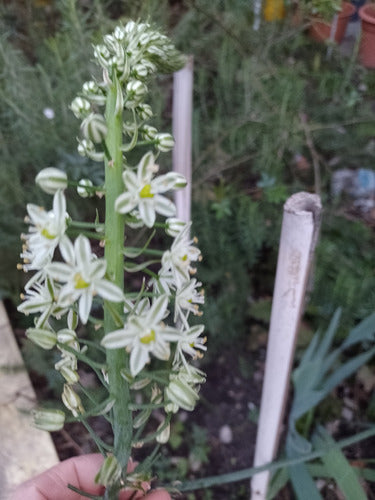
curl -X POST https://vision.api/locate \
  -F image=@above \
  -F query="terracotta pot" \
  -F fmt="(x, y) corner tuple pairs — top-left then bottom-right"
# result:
(309, 2), (356, 42)
(359, 4), (375, 68)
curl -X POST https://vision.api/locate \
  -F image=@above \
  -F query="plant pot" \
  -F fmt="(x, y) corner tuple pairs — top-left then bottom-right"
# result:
(309, 2), (356, 42)
(359, 4), (375, 68)
(263, 0), (286, 21)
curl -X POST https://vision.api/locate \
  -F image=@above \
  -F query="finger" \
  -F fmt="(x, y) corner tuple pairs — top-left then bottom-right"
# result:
(11, 453), (106, 500)
(144, 490), (172, 500)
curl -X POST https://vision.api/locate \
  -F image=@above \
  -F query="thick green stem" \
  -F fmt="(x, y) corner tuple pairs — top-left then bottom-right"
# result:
(104, 76), (132, 477)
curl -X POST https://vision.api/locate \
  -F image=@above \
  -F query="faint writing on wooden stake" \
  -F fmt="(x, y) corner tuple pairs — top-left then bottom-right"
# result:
(285, 248), (301, 308)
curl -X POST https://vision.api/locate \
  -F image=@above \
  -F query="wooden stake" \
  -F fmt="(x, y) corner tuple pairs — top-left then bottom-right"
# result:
(172, 56), (194, 224)
(251, 192), (322, 500)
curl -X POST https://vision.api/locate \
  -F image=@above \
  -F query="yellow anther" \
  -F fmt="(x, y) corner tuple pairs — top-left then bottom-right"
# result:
(140, 329), (156, 344)
(74, 272), (90, 289)
(139, 184), (154, 198)
(41, 228), (56, 240)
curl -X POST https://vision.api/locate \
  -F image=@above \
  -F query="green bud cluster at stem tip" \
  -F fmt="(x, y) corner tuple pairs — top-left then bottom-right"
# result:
(17, 20), (206, 499)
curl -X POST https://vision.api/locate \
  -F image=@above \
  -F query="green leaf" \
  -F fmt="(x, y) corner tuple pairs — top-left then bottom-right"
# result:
(323, 345), (375, 395)
(289, 463), (322, 500)
(312, 427), (367, 500)
(308, 463), (375, 482)
(315, 308), (341, 361)
(267, 467), (289, 499)
(342, 312), (375, 349)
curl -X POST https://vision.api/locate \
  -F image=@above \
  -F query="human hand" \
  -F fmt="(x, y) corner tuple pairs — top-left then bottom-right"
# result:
(10, 453), (171, 500)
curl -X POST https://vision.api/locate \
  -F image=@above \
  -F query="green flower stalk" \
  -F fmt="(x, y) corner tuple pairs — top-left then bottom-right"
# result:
(18, 21), (206, 499)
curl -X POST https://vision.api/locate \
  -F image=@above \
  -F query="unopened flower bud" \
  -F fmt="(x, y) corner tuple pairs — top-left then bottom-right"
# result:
(67, 309), (78, 330)
(165, 378), (199, 412)
(70, 97), (91, 119)
(151, 385), (163, 404)
(93, 44), (111, 68)
(58, 364), (80, 384)
(156, 420), (170, 444)
(77, 139), (104, 162)
(124, 20), (137, 34)
(81, 113), (107, 143)
(164, 402), (179, 414)
(141, 125), (158, 141)
(82, 81), (106, 105)
(133, 408), (151, 429)
(33, 408), (65, 432)
(127, 79), (147, 97)
(35, 168), (68, 194)
(113, 26), (125, 41)
(141, 59), (156, 73)
(62, 384), (84, 417)
(125, 80), (148, 108)
(165, 218), (187, 237)
(139, 32), (153, 46)
(154, 172), (186, 191)
(155, 133), (175, 152)
(26, 327), (57, 350)
(95, 455), (122, 486)
(57, 328), (77, 344)
(133, 64), (149, 79)
(130, 378), (151, 390)
(103, 34), (118, 53)
(137, 103), (153, 121)
(77, 178), (94, 198)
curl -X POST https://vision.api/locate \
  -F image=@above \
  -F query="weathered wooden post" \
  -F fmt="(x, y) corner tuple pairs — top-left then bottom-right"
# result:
(251, 192), (322, 500)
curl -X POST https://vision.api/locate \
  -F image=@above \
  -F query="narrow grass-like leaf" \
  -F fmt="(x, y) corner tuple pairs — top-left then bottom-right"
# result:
(342, 312), (375, 349)
(323, 345), (375, 395)
(312, 427), (367, 500)
(315, 308), (341, 361)
(308, 463), (375, 482)
(289, 463), (322, 500)
(267, 467), (289, 499)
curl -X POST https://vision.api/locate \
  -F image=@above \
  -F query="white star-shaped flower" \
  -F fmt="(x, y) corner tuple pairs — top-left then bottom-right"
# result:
(102, 295), (180, 376)
(17, 279), (66, 326)
(174, 324), (207, 368)
(174, 278), (204, 327)
(161, 224), (201, 287)
(21, 190), (67, 271)
(115, 151), (186, 227)
(46, 234), (124, 324)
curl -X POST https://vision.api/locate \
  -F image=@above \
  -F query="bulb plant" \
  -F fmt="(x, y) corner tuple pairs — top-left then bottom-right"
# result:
(17, 21), (206, 499)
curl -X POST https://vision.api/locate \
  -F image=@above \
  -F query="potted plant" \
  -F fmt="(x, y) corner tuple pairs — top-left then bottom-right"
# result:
(302, 0), (356, 42)
(359, 3), (375, 68)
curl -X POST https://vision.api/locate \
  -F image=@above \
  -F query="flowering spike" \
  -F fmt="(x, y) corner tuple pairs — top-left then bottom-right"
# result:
(18, 20), (206, 491)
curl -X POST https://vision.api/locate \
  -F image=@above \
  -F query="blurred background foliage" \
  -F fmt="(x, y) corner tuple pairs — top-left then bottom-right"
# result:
(1, 0), (375, 350)
(2, 1), (375, 497)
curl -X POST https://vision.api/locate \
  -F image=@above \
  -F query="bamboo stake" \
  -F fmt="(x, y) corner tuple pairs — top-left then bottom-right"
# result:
(172, 56), (194, 224)
(251, 192), (322, 500)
